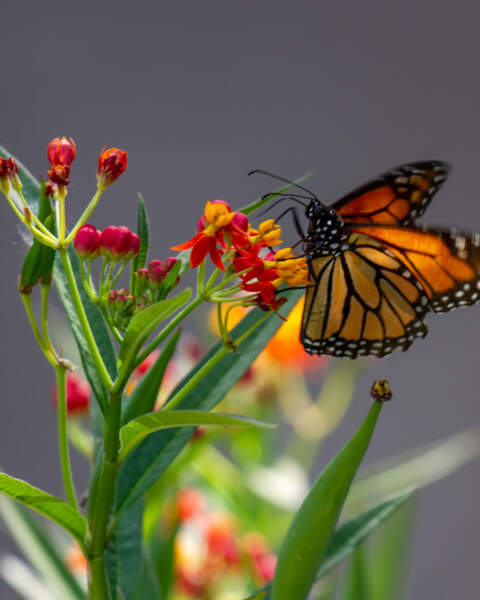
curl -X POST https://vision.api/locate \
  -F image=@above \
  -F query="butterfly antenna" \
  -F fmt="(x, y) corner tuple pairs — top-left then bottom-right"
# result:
(248, 169), (320, 201)
(258, 195), (307, 217)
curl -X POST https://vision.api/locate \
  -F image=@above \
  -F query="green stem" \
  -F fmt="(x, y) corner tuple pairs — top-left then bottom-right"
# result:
(59, 249), (113, 389)
(197, 260), (206, 295)
(65, 188), (104, 244)
(90, 390), (123, 599)
(165, 311), (271, 411)
(20, 293), (58, 367)
(89, 556), (111, 600)
(17, 187), (58, 239)
(40, 283), (59, 360)
(4, 190), (57, 246)
(110, 261), (127, 289)
(55, 365), (79, 510)
(135, 295), (203, 366)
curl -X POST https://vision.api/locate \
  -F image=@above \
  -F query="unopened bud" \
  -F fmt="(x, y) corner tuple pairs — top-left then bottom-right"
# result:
(47, 137), (77, 167)
(74, 224), (101, 260)
(97, 147), (128, 188)
(100, 226), (139, 261)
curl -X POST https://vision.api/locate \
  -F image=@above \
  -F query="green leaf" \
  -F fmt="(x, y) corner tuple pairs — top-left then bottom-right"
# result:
(316, 489), (413, 580)
(122, 329), (181, 425)
(369, 500), (413, 600)
(119, 410), (274, 462)
(114, 289), (302, 518)
(130, 194), (150, 294)
(0, 473), (87, 547)
(270, 401), (383, 600)
(19, 181), (56, 293)
(0, 497), (86, 600)
(239, 172), (313, 216)
(349, 427), (480, 509)
(118, 288), (192, 371)
(54, 248), (118, 419)
(106, 498), (144, 600)
(340, 547), (371, 600)
(251, 489), (413, 600)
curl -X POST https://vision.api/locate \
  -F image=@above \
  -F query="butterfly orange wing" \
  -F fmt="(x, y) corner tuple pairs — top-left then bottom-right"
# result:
(332, 161), (449, 225)
(351, 225), (480, 312)
(301, 233), (429, 358)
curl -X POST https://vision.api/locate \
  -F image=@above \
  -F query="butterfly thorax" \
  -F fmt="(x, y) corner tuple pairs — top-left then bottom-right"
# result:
(304, 203), (348, 257)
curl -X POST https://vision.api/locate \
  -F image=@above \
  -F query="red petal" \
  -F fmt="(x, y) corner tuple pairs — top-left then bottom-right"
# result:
(172, 232), (203, 251)
(190, 235), (211, 267)
(210, 242), (225, 270)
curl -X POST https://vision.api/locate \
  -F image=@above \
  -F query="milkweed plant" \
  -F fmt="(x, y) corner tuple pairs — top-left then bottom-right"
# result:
(0, 138), (478, 600)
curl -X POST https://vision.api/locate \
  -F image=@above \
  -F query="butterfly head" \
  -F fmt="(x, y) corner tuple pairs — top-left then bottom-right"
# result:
(305, 201), (346, 255)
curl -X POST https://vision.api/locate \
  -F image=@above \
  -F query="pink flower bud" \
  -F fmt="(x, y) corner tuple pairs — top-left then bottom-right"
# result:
(164, 256), (179, 272)
(47, 137), (77, 166)
(148, 259), (167, 286)
(232, 211), (249, 232)
(52, 372), (90, 415)
(74, 224), (101, 260)
(97, 146), (128, 188)
(100, 226), (140, 261)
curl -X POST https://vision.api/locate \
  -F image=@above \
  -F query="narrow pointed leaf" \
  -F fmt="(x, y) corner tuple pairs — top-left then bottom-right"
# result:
(369, 500), (413, 600)
(270, 401), (383, 600)
(341, 548), (371, 600)
(119, 410), (274, 462)
(130, 194), (150, 294)
(0, 498), (86, 600)
(114, 290), (302, 517)
(118, 288), (191, 370)
(122, 329), (181, 425)
(349, 428), (480, 508)
(316, 488), (413, 580)
(0, 473), (87, 546)
(106, 498), (144, 600)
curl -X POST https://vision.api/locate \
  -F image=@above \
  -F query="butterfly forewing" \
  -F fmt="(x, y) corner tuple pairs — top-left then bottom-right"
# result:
(332, 161), (449, 226)
(301, 234), (429, 358)
(352, 225), (480, 313)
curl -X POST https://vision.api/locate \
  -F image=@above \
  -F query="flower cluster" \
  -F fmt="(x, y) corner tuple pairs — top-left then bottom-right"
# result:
(172, 488), (276, 598)
(173, 201), (309, 312)
(135, 257), (179, 295)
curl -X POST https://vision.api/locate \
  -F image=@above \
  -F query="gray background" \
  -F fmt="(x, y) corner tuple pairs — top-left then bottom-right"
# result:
(1, 1), (480, 598)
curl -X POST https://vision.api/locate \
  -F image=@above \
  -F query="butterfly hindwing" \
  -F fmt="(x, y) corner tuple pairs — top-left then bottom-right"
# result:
(351, 225), (480, 313)
(301, 234), (429, 358)
(332, 161), (450, 226)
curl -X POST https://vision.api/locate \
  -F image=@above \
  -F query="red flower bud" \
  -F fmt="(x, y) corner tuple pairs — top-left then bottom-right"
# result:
(44, 182), (56, 197)
(47, 137), (77, 166)
(97, 147), (128, 188)
(0, 157), (18, 179)
(52, 372), (90, 415)
(48, 164), (71, 186)
(74, 224), (101, 260)
(100, 226), (139, 261)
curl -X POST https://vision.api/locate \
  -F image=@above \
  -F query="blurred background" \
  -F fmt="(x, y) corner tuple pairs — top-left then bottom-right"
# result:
(1, 1), (480, 598)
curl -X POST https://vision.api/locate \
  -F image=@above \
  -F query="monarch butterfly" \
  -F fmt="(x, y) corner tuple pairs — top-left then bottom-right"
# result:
(253, 161), (480, 358)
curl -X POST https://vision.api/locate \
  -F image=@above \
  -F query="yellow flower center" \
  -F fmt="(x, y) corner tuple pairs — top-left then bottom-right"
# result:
(204, 201), (234, 230)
